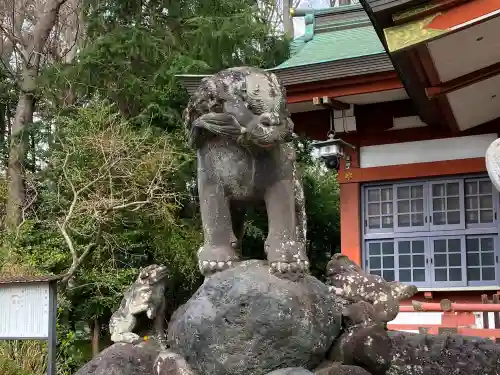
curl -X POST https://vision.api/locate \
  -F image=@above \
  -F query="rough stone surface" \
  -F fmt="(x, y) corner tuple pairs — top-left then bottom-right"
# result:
(387, 331), (500, 375)
(265, 368), (314, 375)
(329, 324), (391, 375)
(486, 137), (500, 193)
(314, 362), (371, 375)
(154, 350), (196, 375)
(167, 260), (344, 375)
(325, 254), (418, 322)
(75, 342), (159, 375)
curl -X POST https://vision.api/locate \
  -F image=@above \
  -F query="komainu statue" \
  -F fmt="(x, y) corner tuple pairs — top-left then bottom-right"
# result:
(326, 254), (418, 322)
(109, 264), (168, 348)
(183, 66), (309, 278)
(486, 138), (500, 192)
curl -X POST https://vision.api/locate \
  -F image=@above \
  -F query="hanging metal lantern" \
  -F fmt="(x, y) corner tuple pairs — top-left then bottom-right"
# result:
(311, 131), (356, 171)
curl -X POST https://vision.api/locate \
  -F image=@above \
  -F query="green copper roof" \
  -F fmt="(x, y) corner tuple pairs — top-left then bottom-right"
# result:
(274, 5), (386, 70)
(276, 25), (384, 69)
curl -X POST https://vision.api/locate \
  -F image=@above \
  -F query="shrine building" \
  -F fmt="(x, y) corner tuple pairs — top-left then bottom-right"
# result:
(177, 0), (500, 329)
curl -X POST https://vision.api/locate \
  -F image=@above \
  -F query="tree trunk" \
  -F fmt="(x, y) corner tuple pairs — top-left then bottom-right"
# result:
(92, 319), (100, 357)
(31, 130), (36, 171)
(5, 67), (35, 230)
(0, 103), (5, 169)
(6, 105), (11, 169)
(283, 0), (294, 39)
(4, 0), (69, 231)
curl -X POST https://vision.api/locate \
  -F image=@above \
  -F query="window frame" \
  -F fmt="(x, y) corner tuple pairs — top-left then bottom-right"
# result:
(365, 240), (396, 282)
(393, 182), (429, 233)
(361, 173), (500, 289)
(464, 177), (499, 230)
(364, 185), (395, 235)
(394, 237), (430, 289)
(465, 234), (500, 287)
(429, 235), (467, 288)
(428, 179), (465, 232)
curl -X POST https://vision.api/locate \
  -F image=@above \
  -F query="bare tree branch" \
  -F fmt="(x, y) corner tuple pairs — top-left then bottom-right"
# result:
(25, 0), (70, 67)
(0, 23), (23, 47)
(60, 224), (102, 285)
(48, 104), (187, 287)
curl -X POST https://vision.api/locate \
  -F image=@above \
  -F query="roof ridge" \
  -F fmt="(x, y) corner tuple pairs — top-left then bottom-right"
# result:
(291, 4), (363, 18)
(290, 4), (369, 44)
(316, 18), (373, 33)
(275, 19), (386, 71)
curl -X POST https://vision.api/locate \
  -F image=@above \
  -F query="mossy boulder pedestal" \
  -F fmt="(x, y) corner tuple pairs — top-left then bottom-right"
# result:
(167, 260), (344, 375)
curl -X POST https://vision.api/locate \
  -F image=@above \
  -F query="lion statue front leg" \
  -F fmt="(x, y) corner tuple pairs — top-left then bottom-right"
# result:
(197, 172), (241, 275)
(263, 144), (309, 279)
(196, 135), (257, 275)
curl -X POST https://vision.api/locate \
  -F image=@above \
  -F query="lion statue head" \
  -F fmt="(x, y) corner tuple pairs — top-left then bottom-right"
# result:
(183, 66), (295, 149)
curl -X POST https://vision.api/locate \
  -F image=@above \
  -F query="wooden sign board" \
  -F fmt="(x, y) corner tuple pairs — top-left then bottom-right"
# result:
(0, 283), (50, 339)
(0, 277), (58, 375)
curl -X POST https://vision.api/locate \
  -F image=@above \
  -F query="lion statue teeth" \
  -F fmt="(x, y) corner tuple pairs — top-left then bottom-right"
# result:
(184, 66), (309, 279)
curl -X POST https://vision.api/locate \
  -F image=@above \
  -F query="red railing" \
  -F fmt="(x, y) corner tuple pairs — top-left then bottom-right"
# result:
(387, 294), (500, 341)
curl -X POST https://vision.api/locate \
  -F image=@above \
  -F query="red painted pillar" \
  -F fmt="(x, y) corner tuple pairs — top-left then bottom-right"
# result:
(340, 183), (362, 265)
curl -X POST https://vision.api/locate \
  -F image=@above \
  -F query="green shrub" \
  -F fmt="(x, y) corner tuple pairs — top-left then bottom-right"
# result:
(0, 357), (37, 375)
(0, 340), (45, 375)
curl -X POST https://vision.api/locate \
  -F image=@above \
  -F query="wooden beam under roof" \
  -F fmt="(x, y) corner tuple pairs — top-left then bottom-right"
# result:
(312, 96), (350, 110)
(426, 61), (500, 99)
(384, 0), (500, 53)
(286, 72), (403, 104)
(392, 0), (470, 25)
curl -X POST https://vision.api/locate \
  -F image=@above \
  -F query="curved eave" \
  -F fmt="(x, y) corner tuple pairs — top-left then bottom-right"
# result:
(359, 0), (449, 127)
(360, 0), (500, 132)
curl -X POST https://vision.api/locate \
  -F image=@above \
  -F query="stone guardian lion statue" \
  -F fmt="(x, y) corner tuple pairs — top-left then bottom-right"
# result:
(486, 138), (500, 193)
(109, 264), (169, 347)
(183, 66), (309, 278)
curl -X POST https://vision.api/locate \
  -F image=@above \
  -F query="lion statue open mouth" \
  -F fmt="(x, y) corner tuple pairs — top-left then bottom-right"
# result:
(184, 66), (309, 279)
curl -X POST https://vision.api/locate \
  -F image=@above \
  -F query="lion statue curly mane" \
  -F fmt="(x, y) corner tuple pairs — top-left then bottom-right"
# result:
(184, 66), (295, 149)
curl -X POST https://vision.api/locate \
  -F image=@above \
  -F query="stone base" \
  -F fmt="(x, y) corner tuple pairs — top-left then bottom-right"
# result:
(387, 331), (500, 375)
(167, 260), (343, 375)
(75, 341), (159, 375)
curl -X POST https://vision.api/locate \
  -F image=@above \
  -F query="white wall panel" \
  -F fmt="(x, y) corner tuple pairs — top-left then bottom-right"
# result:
(359, 133), (498, 168)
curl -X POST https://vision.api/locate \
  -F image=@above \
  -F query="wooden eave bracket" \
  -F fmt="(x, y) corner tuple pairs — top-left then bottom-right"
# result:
(312, 96), (350, 110)
(311, 96), (356, 134)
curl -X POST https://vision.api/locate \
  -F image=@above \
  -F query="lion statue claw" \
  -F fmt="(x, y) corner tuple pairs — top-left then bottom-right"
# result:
(184, 66), (309, 279)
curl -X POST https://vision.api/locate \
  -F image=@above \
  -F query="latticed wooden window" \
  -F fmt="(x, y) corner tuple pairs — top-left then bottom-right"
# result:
(362, 175), (500, 289)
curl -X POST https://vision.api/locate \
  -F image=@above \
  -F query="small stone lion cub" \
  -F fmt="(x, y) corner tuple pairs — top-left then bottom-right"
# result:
(109, 264), (168, 347)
